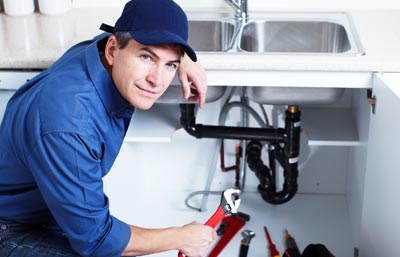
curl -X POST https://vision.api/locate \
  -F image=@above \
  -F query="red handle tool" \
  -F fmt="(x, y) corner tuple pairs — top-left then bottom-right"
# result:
(205, 205), (226, 228)
(264, 226), (281, 257)
(178, 189), (241, 257)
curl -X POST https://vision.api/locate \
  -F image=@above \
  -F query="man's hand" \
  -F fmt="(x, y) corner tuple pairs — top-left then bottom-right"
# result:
(177, 221), (217, 257)
(178, 55), (207, 108)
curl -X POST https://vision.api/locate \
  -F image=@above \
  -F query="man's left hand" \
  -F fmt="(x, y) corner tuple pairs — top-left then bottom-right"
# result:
(178, 55), (207, 108)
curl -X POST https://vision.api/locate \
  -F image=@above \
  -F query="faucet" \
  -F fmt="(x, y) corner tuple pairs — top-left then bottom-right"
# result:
(225, 0), (248, 51)
(224, 0), (248, 20)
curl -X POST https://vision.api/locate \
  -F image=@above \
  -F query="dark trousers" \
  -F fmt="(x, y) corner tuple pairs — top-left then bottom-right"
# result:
(0, 219), (80, 257)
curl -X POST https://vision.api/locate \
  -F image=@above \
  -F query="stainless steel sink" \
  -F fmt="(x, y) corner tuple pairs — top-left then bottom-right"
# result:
(238, 12), (364, 55)
(187, 20), (235, 52)
(157, 85), (227, 104)
(240, 13), (363, 104)
(246, 87), (345, 105)
(240, 21), (351, 53)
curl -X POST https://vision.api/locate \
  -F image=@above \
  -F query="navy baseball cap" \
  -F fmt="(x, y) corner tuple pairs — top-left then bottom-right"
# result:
(100, 0), (197, 62)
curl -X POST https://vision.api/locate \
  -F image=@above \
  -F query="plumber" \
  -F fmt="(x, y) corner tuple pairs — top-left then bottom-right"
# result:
(0, 0), (216, 256)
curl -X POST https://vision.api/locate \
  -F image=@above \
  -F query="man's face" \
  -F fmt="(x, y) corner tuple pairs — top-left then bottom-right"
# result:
(106, 36), (181, 110)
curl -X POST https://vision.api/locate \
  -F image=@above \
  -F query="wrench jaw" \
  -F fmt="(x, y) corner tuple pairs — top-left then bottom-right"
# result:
(178, 189), (242, 257)
(221, 189), (241, 215)
(241, 230), (256, 244)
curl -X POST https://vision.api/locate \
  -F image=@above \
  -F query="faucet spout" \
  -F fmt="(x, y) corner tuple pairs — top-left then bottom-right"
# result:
(224, 0), (248, 20)
(240, 0), (248, 19)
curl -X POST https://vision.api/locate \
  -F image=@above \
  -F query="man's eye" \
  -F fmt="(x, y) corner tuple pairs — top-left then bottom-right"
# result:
(141, 54), (151, 61)
(166, 63), (177, 70)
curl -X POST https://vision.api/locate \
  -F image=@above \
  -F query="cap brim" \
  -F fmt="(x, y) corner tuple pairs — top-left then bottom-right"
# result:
(130, 30), (197, 62)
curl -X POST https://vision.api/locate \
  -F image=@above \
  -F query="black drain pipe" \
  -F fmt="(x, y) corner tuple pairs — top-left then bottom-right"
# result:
(180, 104), (285, 142)
(180, 104), (301, 204)
(246, 106), (301, 204)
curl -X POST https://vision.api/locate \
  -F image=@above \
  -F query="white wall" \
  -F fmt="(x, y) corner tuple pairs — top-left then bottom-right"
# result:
(72, 0), (400, 9)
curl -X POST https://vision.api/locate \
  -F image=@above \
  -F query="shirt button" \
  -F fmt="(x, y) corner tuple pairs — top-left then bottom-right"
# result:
(1, 225), (6, 230)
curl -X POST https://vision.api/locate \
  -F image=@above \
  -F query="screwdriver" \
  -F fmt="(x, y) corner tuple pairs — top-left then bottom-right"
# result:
(264, 226), (280, 257)
(283, 229), (301, 257)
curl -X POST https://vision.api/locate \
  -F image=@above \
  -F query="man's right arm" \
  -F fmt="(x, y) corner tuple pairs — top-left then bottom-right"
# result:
(122, 221), (216, 257)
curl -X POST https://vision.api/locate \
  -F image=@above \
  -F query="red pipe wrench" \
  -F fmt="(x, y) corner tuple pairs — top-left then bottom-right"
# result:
(178, 188), (241, 257)
(207, 212), (250, 257)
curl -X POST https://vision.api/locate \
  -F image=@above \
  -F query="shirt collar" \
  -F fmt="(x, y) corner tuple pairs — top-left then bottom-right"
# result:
(85, 33), (135, 118)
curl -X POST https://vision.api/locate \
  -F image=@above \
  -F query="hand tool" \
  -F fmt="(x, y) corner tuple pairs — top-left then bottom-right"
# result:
(239, 230), (255, 257)
(208, 212), (250, 257)
(264, 226), (280, 257)
(178, 188), (241, 257)
(283, 229), (301, 257)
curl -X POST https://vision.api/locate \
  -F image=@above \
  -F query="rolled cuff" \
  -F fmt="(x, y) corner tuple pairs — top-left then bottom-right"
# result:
(90, 216), (131, 257)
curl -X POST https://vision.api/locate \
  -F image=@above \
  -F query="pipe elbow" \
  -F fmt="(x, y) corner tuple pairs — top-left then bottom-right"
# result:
(180, 103), (201, 138)
(182, 123), (202, 138)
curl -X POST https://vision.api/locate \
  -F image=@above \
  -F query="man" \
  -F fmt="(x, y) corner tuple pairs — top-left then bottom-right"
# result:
(0, 0), (216, 256)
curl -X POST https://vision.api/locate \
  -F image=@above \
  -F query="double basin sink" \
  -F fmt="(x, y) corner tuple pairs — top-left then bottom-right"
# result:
(158, 12), (365, 105)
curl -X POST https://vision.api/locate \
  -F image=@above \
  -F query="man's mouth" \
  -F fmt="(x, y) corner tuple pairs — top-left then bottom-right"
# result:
(136, 85), (159, 96)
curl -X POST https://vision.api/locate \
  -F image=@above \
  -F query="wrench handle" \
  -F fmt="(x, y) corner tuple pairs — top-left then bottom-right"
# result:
(205, 205), (225, 228)
(239, 243), (250, 257)
(178, 206), (226, 257)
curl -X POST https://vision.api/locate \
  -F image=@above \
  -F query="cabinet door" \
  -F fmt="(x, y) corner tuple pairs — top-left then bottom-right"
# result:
(359, 73), (400, 257)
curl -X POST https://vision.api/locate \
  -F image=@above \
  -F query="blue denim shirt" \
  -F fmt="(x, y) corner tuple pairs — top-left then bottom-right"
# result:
(0, 33), (133, 256)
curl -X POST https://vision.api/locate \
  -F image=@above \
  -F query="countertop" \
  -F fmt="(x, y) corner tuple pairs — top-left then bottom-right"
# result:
(0, 8), (400, 73)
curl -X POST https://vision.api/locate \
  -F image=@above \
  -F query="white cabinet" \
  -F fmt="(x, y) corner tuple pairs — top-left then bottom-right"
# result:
(359, 73), (400, 257)
(105, 73), (400, 257)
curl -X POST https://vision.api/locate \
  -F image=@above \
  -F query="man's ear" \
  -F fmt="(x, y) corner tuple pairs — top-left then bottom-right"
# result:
(104, 36), (118, 66)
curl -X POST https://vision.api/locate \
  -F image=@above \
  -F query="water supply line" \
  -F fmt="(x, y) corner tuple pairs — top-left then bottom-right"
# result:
(179, 103), (301, 204)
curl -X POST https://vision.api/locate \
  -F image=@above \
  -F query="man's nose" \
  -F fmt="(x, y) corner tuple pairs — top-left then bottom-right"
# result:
(146, 65), (163, 87)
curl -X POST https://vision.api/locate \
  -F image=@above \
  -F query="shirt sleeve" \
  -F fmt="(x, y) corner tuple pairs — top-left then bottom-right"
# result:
(27, 131), (131, 257)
